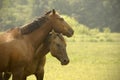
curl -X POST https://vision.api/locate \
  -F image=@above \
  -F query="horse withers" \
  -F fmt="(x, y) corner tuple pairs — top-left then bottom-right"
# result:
(3, 31), (69, 80)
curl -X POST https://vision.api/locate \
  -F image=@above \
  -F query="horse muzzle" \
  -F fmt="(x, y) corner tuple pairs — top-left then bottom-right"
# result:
(66, 29), (74, 37)
(61, 59), (69, 65)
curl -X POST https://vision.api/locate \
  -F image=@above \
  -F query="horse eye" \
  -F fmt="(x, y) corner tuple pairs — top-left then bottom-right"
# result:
(56, 44), (60, 47)
(59, 18), (64, 21)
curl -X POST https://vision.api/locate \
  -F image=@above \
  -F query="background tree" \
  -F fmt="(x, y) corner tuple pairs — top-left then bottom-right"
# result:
(0, 0), (120, 32)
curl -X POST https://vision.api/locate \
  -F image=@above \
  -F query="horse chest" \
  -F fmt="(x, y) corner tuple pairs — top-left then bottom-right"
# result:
(24, 60), (38, 75)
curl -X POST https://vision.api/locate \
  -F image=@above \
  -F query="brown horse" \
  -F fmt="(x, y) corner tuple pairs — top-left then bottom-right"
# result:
(0, 9), (73, 80)
(3, 31), (69, 80)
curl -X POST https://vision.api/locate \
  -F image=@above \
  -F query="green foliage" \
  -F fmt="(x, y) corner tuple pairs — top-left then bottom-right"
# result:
(62, 15), (90, 35)
(0, 0), (119, 32)
(16, 41), (120, 80)
(0, 0), (116, 42)
(89, 28), (100, 36)
(0, 0), (33, 31)
(103, 27), (111, 33)
(62, 15), (113, 42)
(51, 0), (120, 32)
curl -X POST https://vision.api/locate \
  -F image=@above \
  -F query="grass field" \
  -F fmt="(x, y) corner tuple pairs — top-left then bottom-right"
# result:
(43, 42), (120, 80)
(11, 33), (120, 80)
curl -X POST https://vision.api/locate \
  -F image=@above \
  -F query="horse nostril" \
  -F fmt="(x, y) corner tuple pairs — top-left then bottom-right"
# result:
(69, 29), (74, 35)
(61, 59), (69, 65)
(63, 59), (69, 63)
(63, 60), (67, 62)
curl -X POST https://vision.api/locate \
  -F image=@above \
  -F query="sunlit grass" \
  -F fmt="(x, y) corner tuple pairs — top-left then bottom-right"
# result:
(10, 33), (120, 80)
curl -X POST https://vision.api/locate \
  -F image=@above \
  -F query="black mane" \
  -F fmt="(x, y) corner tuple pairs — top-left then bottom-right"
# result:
(21, 16), (47, 35)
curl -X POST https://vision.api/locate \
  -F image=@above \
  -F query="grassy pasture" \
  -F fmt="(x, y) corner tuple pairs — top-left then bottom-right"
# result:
(9, 33), (120, 80)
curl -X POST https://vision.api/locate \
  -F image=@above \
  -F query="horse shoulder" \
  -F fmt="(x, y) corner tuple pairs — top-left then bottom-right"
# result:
(7, 40), (34, 72)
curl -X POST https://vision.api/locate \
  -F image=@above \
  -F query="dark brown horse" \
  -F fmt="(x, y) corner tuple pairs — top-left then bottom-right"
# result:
(0, 9), (74, 80)
(3, 31), (69, 80)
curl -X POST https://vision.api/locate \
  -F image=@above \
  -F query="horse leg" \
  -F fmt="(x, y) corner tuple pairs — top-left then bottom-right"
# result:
(0, 72), (3, 80)
(3, 72), (11, 80)
(35, 69), (44, 80)
(12, 68), (24, 80)
(22, 75), (27, 80)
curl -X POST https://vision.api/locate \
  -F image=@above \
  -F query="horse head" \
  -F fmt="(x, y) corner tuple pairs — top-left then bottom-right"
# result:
(49, 31), (69, 65)
(45, 9), (74, 37)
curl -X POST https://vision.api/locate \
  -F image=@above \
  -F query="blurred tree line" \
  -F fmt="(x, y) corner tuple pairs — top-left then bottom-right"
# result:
(0, 0), (120, 32)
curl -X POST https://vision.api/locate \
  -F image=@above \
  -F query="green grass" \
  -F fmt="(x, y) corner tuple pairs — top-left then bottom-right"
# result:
(27, 42), (120, 80)
(11, 33), (120, 80)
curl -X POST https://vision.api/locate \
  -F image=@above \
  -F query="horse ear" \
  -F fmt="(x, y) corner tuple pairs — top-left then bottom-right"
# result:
(50, 30), (56, 36)
(51, 30), (56, 34)
(50, 30), (58, 39)
(45, 10), (51, 15)
(52, 9), (56, 14)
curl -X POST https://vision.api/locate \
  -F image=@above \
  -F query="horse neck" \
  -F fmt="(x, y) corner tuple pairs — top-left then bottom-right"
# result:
(24, 22), (52, 49)
(34, 40), (50, 60)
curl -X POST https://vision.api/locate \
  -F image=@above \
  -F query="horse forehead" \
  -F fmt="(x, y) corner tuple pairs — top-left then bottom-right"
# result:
(52, 36), (59, 42)
(50, 13), (61, 18)
(54, 36), (65, 44)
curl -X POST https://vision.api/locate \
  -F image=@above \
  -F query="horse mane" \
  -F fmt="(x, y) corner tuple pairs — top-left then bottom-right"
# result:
(20, 16), (48, 35)
(20, 10), (53, 35)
